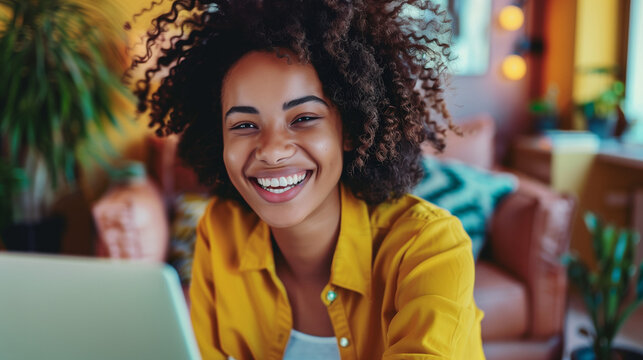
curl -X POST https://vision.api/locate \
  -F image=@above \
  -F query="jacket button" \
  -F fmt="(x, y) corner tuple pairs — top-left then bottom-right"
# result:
(339, 337), (350, 347)
(326, 290), (337, 303)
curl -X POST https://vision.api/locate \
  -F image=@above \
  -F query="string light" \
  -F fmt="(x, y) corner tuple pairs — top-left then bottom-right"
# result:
(499, 2), (529, 81)
(502, 54), (527, 80)
(499, 5), (525, 31)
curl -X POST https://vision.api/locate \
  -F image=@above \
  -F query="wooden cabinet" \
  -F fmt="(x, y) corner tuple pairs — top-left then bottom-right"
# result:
(510, 137), (598, 199)
(511, 137), (643, 263)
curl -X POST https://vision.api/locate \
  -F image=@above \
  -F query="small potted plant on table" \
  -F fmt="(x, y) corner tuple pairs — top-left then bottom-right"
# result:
(566, 212), (643, 360)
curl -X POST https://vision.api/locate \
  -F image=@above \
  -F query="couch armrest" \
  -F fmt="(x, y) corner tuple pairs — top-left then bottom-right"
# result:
(489, 172), (575, 338)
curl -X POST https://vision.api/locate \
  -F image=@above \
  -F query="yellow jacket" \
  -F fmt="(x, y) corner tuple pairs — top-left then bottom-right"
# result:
(190, 184), (485, 359)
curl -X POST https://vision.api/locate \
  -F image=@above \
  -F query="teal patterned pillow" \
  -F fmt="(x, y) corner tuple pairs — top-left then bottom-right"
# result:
(413, 157), (517, 260)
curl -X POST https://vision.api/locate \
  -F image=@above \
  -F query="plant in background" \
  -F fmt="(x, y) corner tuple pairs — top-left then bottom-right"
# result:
(0, 159), (27, 233)
(580, 80), (625, 138)
(528, 83), (559, 132)
(591, 81), (625, 120)
(0, 0), (128, 224)
(580, 81), (625, 121)
(565, 212), (643, 360)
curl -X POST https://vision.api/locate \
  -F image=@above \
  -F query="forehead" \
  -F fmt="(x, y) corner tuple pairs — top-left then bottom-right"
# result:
(221, 51), (325, 106)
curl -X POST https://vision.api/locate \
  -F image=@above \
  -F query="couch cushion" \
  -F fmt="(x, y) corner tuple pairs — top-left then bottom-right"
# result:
(474, 261), (529, 341)
(421, 113), (496, 170)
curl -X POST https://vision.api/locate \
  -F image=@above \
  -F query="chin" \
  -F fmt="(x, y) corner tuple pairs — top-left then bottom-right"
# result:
(254, 208), (308, 229)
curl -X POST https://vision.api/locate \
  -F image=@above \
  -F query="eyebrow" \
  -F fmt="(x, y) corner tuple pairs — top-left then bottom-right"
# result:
(225, 106), (259, 119)
(282, 95), (329, 110)
(224, 95), (329, 120)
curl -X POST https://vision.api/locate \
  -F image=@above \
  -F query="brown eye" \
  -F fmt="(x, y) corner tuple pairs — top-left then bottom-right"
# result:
(231, 122), (257, 130)
(292, 116), (319, 125)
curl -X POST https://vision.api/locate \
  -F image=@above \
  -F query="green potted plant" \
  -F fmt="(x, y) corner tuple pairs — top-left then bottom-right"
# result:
(529, 83), (559, 132)
(565, 212), (643, 360)
(580, 81), (625, 138)
(0, 0), (128, 251)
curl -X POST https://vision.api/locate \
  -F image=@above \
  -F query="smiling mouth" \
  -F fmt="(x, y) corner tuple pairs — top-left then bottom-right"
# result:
(253, 171), (308, 194)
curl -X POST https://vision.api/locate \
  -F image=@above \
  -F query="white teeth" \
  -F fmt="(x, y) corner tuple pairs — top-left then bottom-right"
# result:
(256, 172), (307, 191)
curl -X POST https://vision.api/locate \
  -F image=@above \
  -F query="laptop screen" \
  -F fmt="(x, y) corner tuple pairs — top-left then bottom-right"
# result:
(0, 253), (201, 360)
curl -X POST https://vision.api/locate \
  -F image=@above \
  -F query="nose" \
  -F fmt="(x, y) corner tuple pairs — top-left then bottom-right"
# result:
(255, 125), (296, 165)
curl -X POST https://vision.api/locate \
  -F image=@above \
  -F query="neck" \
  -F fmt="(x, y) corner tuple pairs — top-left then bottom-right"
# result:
(271, 186), (341, 282)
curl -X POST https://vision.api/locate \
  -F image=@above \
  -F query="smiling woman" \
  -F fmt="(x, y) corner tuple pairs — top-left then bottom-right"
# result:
(128, 0), (485, 359)
(222, 51), (345, 230)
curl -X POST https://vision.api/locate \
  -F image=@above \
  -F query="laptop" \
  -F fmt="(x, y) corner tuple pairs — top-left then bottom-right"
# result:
(0, 252), (201, 360)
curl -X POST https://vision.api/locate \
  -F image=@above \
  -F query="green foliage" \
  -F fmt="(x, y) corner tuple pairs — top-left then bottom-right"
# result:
(0, 159), (27, 231)
(0, 0), (128, 188)
(580, 81), (625, 121)
(564, 212), (642, 360)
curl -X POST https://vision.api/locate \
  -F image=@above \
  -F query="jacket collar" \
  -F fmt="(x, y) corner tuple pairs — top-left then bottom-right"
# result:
(237, 183), (372, 298)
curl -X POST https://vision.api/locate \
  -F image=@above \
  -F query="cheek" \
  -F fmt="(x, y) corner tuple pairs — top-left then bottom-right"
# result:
(306, 129), (344, 170)
(222, 139), (243, 181)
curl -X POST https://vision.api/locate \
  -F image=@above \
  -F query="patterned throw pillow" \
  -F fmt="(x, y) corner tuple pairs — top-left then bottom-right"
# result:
(167, 193), (211, 285)
(413, 157), (518, 260)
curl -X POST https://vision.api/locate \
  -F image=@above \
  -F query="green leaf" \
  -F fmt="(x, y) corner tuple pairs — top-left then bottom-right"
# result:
(600, 225), (616, 265)
(585, 212), (599, 233)
(609, 231), (629, 285)
(34, 31), (47, 103)
(614, 298), (643, 339)
(2, 64), (23, 131)
(8, 109), (22, 156)
(60, 45), (95, 125)
(568, 259), (596, 309)
(55, 72), (71, 121)
(586, 212), (604, 259)
(606, 287), (618, 326)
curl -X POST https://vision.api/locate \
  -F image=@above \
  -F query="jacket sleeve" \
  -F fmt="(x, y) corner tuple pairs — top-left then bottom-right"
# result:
(189, 212), (227, 360)
(382, 216), (485, 360)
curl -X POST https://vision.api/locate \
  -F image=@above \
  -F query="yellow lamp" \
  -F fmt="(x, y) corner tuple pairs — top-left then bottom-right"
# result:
(499, 5), (524, 31)
(502, 54), (527, 80)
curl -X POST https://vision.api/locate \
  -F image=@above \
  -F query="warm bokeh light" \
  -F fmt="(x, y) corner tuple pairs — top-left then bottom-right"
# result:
(502, 54), (527, 80)
(499, 5), (524, 31)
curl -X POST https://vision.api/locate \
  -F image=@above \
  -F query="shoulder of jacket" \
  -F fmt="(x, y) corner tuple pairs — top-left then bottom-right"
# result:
(370, 193), (453, 229)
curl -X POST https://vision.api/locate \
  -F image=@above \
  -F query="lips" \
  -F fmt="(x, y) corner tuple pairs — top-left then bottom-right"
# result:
(249, 170), (310, 203)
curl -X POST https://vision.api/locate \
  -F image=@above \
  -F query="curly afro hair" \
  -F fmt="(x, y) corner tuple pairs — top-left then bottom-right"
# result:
(128, 0), (454, 206)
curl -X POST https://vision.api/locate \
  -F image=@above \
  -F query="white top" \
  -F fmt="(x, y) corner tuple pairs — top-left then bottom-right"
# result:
(282, 329), (341, 360)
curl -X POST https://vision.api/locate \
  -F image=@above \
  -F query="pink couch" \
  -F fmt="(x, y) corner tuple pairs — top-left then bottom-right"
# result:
(426, 114), (575, 360)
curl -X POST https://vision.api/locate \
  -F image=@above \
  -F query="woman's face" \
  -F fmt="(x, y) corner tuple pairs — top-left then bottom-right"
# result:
(221, 51), (345, 229)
